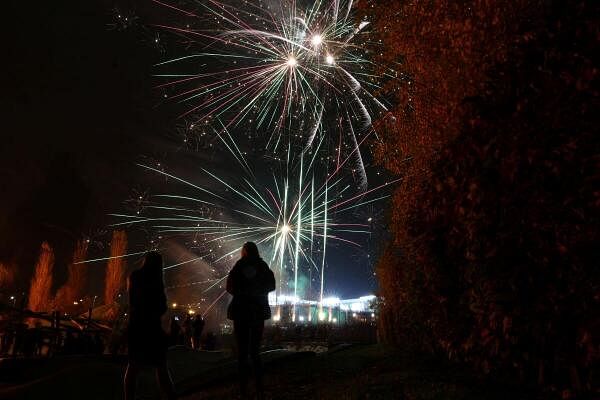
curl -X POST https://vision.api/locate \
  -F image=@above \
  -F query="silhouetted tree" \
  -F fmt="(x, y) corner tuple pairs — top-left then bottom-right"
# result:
(366, 0), (598, 394)
(28, 242), (55, 312)
(55, 239), (89, 313)
(104, 230), (127, 319)
(0, 262), (15, 291)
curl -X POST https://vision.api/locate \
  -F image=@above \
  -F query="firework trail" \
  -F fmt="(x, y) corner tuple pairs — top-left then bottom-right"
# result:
(153, 0), (393, 187)
(78, 1), (398, 321)
(112, 133), (397, 320)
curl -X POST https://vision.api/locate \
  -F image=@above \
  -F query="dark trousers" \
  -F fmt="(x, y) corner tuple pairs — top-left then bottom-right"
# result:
(234, 319), (264, 394)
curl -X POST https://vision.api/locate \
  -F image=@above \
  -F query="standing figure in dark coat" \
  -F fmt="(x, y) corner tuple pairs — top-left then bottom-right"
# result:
(169, 316), (181, 347)
(191, 315), (205, 350)
(182, 314), (193, 347)
(124, 251), (176, 400)
(226, 242), (276, 399)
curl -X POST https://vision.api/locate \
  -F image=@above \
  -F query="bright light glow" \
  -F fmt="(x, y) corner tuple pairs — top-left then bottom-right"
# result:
(114, 0), (399, 318)
(286, 56), (297, 67)
(332, 317), (337, 323)
(311, 34), (322, 46)
(268, 293), (300, 305)
(321, 296), (340, 306)
(273, 314), (281, 322)
(298, 315), (305, 322)
(188, 309), (195, 315)
(318, 312), (326, 321)
(352, 312), (357, 317)
(172, 302), (177, 308)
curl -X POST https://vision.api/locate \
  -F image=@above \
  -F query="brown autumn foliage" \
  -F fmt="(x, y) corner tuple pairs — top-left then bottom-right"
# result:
(358, 0), (542, 235)
(55, 239), (89, 313)
(27, 242), (55, 312)
(104, 230), (127, 319)
(0, 262), (15, 289)
(364, 0), (598, 393)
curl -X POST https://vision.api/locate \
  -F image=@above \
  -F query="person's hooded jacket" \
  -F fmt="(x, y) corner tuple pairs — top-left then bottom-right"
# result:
(226, 256), (275, 321)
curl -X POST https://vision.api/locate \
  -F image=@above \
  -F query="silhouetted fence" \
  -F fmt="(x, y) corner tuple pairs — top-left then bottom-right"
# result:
(0, 304), (110, 358)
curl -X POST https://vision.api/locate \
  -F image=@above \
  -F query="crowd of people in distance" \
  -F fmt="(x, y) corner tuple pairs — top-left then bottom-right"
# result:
(0, 311), (216, 359)
(0, 322), (105, 358)
(2, 245), (376, 400)
(263, 321), (377, 347)
(167, 314), (209, 350)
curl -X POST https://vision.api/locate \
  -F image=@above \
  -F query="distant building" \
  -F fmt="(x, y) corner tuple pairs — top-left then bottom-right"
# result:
(267, 293), (377, 325)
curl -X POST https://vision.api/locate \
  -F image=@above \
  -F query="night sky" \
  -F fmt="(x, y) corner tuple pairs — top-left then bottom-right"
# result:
(2, 1), (385, 299)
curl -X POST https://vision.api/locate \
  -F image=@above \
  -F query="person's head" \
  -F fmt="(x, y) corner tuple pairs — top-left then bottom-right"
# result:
(142, 251), (163, 274)
(241, 242), (260, 259)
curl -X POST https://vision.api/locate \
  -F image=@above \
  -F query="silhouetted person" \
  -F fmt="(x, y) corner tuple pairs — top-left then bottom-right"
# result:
(226, 242), (276, 399)
(93, 332), (104, 355)
(13, 323), (27, 356)
(1, 326), (14, 356)
(204, 331), (216, 351)
(169, 316), (181, 347)
(182, 315), (193, 347)
(64, 330), (76, 355)
(22, 327), (36, 358)
(124, 251), (176, 400)
(192, 315), (205, 350)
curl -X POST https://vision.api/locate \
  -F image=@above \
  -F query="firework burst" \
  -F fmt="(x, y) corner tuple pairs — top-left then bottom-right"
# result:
(153, 0), (393, 188)
(113, 137), (396, 319)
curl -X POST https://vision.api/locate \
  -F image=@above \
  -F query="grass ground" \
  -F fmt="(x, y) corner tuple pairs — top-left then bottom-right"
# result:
(182, 345), (531, 400)
(0, 345), (531, 400)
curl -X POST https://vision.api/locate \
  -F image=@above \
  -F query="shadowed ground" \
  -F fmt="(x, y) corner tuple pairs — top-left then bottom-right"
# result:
(0, 345), (530, 399)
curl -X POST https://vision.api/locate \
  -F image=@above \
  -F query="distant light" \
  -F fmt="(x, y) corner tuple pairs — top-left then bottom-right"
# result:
(332, 317), (338, 323)
(172, 302), (177, 308)
(299, 315), (305, 322)
(281, 224), (292, 234)
(367, 217), (372, 222)
(10, 296), (15, 300)
(318, 312), (326, 321)
(321, 296), (340, 306)
(273, 314), (281, 322)
(325, 54), (335, 65)
(352, 312), (357, 318)
(311, 34), (322, 47)
(286, 56), (297, 67)
(188, 309), (195, 315)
